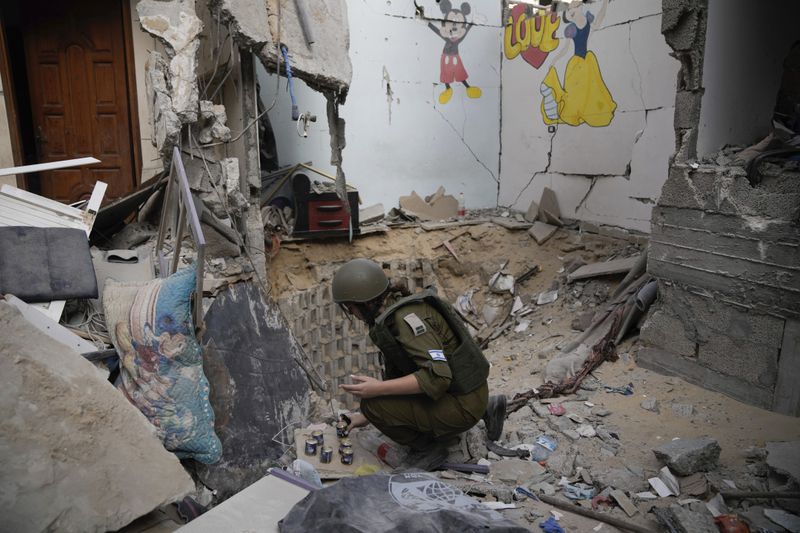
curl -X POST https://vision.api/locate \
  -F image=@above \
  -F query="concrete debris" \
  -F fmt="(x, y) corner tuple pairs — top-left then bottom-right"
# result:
(649, 476), (675, 498)
(360, 203), (385, 225)
(705, 493), (728, 518)
(576, 424), (597, 438)
(766, 441), (800, 485)
(399, 188), (459, 221)
(492, 458), (546, 485)
(653, 437), (722, 476)
(539, 187), (562, 226)
(137, 0), (202, 123)
(609, 489), (637, 517)
(659, 466), (681, 496)
(764, 509), (800, 532)
(524, 201), (539, 223)
(491, 217), (532, 230)
(145, 52), (182, 155)
(567, 255), (642, 283)
(679, 473), (708, 497)
(537, 290), (559, 305)
(528, 221), (559, 244)
(671, 403), (694, 417)
(195, 100), (232, 144)
(0, 302), (193, 532)
(662, 504), (719, 533)
(640, 397), (660, 413)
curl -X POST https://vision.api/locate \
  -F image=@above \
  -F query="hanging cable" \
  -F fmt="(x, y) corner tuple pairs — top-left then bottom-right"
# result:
(281, 45), (300, 120)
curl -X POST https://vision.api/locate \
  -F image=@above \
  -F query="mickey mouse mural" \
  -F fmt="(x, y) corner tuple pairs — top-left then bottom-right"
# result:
(428, 0), (482, 105)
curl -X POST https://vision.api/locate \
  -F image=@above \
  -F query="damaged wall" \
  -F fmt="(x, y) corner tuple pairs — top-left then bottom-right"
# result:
(696, 0), (800, 158)
(257, 0), (502, 210)
(641, 0), (800, 416)
(499, 0), (680, 232)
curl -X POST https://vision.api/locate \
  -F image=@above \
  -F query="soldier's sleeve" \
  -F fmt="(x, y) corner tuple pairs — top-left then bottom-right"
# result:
(393, 308), (453, 400)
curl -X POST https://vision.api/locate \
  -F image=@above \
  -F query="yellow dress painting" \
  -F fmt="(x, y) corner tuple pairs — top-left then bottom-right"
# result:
(540, 5), (617, 127)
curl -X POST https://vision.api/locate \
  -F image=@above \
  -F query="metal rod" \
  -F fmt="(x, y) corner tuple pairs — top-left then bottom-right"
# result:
(721, 491), (800, 500)
(537, 494), (656, 533)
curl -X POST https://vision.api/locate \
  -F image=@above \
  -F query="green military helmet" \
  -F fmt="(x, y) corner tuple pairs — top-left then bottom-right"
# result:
(332, 259), (389, 303)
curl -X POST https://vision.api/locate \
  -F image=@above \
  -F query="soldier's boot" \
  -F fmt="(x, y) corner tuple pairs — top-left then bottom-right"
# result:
(483, 395), (507, 442)
(402, 443), (449, 471)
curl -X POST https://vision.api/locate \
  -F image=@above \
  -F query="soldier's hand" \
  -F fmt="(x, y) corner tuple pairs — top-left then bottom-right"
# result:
(346, 412), (369, 431)
(340, 374), (382, 399)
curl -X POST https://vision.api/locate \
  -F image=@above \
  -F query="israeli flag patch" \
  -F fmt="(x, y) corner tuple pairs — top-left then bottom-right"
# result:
(428, 349), (447, 362)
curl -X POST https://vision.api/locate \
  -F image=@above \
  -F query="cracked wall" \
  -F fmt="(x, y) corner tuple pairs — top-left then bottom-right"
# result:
(499, 0), (680, 233)
(256, 0), (502, 210)
(640, 0), (800, 416)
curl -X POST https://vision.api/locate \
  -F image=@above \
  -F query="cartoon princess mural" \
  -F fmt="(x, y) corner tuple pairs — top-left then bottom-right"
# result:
(540, 0), (616, 127)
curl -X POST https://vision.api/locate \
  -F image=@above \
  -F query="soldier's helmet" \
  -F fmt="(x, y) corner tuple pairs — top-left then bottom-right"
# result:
(332, 259), (389, 303)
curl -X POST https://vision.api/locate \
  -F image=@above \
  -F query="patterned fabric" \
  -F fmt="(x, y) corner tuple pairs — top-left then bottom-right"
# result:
(104, 267), (221, 464)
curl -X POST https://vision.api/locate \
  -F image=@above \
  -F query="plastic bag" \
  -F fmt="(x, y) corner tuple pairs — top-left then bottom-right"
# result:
(280, 473), (530, 533)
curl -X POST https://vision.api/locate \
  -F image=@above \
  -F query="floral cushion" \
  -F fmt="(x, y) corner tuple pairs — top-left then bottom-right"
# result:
(103, 267), (221, 464)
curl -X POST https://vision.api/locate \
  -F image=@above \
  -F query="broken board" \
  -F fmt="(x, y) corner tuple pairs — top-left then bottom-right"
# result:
(177, 474), (309, 533)
(491, 217), (532, 230)
(197, 282), (311, 500)
(528, 221), (558, 245)
(567, 256), (642, 282)
(292, 426), (387, 480)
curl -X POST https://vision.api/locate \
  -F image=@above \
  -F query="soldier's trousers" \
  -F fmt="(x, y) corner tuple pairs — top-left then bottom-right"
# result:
(360, 383), (488, 451)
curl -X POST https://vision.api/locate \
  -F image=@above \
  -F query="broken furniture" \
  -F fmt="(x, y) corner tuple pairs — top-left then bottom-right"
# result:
(0, 175), (106, 320)
(292, 172), (359, 239)
(155, 146), (206, 333)
(0, 227), (98, 302)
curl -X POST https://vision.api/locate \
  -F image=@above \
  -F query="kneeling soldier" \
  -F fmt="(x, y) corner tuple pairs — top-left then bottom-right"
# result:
(334, 258), (506, 470)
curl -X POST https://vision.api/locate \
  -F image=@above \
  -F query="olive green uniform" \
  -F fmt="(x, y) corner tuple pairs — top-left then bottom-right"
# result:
(361, 292), (490, 451)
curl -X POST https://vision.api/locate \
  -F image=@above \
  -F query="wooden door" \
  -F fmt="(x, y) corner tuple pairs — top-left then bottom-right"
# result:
(21, 0), (135, 203)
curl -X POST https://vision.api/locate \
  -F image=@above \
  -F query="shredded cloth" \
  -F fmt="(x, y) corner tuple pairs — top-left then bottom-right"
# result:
(539, 517), (566, 533)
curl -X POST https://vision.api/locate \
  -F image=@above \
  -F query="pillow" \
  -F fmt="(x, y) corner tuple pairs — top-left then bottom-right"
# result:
(103, 267), (221, 464)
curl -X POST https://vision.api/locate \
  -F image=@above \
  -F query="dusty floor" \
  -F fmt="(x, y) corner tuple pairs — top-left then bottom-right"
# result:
(267, 219), (800, 531)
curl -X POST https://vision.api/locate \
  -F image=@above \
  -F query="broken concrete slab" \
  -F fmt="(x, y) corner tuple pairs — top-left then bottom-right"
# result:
(178, 472), (310, 532)
(492, 458), (547, 484)
(360, 203), (385, 225)
(663, 504), (719, 533)
(766, 441), (800, 485)
(491, 217), (532, 230)
(567, 255), (642, 282)
(0, 302), (193, 532)
(609, 489), (638, 517)
(528, 221), (558, 245)
(653, 437), (721, 476)
(524, 200), (539, 223)
(641, 397), (660, 413)
(399, 190), (458, 221)
(539, 187), (561, 225)
(764, 509), (800, 532)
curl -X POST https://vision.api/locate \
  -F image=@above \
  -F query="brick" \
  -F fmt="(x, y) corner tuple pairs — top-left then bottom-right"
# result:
(640, 308), (698, 357)
(697, 332), (779, 387)
(637, 347), (773, 409)
(658, 284), (787, 348)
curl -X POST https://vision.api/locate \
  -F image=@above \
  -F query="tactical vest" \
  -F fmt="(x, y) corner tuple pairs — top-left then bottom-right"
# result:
(369, 289), (489, 395)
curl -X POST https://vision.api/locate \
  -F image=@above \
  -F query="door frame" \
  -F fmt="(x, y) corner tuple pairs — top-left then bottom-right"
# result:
(0, 0), (143, 190)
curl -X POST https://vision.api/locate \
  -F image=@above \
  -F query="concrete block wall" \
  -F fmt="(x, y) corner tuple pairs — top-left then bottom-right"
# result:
(279, 258), (440, 408)
(641, 162), (800, 414)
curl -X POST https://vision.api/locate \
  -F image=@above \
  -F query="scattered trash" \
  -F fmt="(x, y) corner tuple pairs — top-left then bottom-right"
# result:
(576, 424), (597, 438)
(536, 435), (558, 452)
(604, 383), (634, 396)
(635, 491), (658, 500)
(648, 476), (675, 498)
(291, 459), (323, 489)
(548, 404), (566, 416)
(514, 321), (530, 333)
(537, 290), (559, 305)
(515, 486), (540, 501)
(564, 482), (597, 500)
(658, 466), (681, 496)
(482, 502), (517, 510)
(591, 495), (614, 510)
(539, 517), (565, 533)
(489, 269), (515, 295)
(714, 515), (751, 533)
